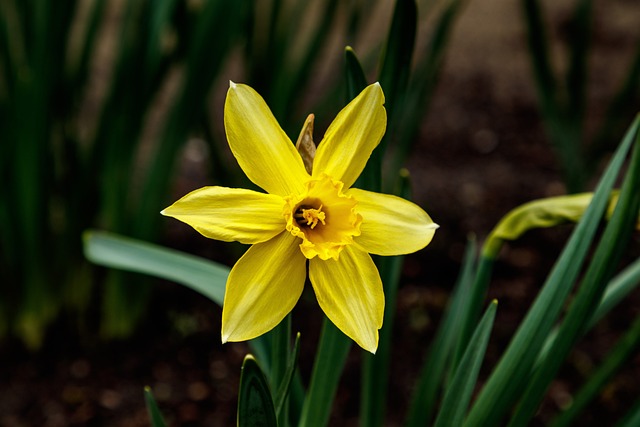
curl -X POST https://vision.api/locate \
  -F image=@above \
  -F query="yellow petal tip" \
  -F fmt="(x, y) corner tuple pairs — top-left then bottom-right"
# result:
(229, 80), (237, 89)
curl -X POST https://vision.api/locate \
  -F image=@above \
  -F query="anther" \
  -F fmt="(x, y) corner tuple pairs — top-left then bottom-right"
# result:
(294, 205), (326, 229)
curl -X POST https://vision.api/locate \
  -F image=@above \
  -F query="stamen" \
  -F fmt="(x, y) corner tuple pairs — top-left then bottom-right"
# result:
(294, 204), (326, 229)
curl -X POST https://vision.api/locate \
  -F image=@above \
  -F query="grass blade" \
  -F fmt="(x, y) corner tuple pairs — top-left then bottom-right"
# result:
(274, 332), (301, 418)
(405, 236), (478, 427)
(83, 230), (227, 305)
(507, 115), (640, 426)
(298, 319), (351, 427)
(434, 300), (497, 427)
(550, 314), (640, 427)
(463, 115), (640, 426)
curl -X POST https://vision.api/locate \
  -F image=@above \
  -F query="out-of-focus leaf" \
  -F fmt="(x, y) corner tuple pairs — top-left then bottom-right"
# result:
(144, 386), (167, 427)
(83, 230), (227, 305)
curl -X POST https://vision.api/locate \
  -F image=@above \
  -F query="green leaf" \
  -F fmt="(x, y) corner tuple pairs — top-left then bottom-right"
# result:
(565, 0), (592, 122)
(521, 0), (557, 113)
(83, 230), (227, 305)
(82, 230), (270, 365)
(593, 257), (640, 326)
(361, 170), (412, 427)
(405, 236), (478, 427)
(463, 114), (640, 427)
(389, 0), (465, 181)
(344, 47), (367, 104)
(379, 0), (416, 122)
(536, 255), (640, 370)
(550, 314), (640, 427)
(144, 386), (168, 427)
(434, 300), (497, 427)
(615, 397), (640, 427)
(298, 319), (351, 427)
(507, 113), (640, 426)
(238, 355), (277, 427)
(482, 192), (603, 258)
(274, 332), (301, 417)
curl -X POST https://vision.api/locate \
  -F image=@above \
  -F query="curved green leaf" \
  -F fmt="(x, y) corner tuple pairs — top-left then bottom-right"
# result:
(238, 355), (277, 427)
(83, 230), (227, 305)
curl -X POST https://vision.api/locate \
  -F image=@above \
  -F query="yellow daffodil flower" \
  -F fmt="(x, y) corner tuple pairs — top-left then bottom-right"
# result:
(161, 82), (438, 353)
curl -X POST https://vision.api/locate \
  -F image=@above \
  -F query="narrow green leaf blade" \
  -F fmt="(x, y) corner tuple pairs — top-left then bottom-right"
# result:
(550, 314), (640, 427)
(83, 230), (227, 305)
(405, 236), (478, 427)
(274, 332), (301, 417)
(345, 47), (367, 104)
(434, 300), (497, 427)
(379, 0), (417, 120)
(144, 386), (168, 427)
(507, 114), (640, 426)
(298, 319), (351, 427)
(592, 256), (640, 327)
(464, 115), (640, 427)
(615, 397), (640, 427)
(238, 355), (277, 427)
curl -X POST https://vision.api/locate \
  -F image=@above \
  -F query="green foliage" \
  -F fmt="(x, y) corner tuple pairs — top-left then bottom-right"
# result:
(5, 0), (449, 347)
(522, 0), (640, 192)
(433, 301), (497, 427)
(238, 355), (278, 427)
(12, 0), (636, 425)
(0, 0), (249, 346)
(84, 115), (640, 426)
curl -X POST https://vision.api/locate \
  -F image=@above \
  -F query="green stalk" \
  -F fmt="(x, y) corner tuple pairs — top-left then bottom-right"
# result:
(433, 301), (497, 427)
(550, 314), (640, 427)
(271, 314), (292, 427)
(298, 319), (351, 427)
(453, 254), (495, 368)
(405, 237), (478, 427)
(361, 254), (404, 427)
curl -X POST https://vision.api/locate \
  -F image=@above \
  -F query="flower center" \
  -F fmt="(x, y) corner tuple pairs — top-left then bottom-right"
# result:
(284, 174), (362, 260)
(294, 205), (326, 229)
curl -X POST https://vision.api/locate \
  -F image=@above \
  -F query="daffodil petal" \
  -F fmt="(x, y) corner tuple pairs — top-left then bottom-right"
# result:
(309, 245), (384, 353)
(161, 186), (285, 244)
(347, 188), (438, 255)
(225, 82), (309, 196)
(222, 232), (306, 342)
(313, 83), (386, 188)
